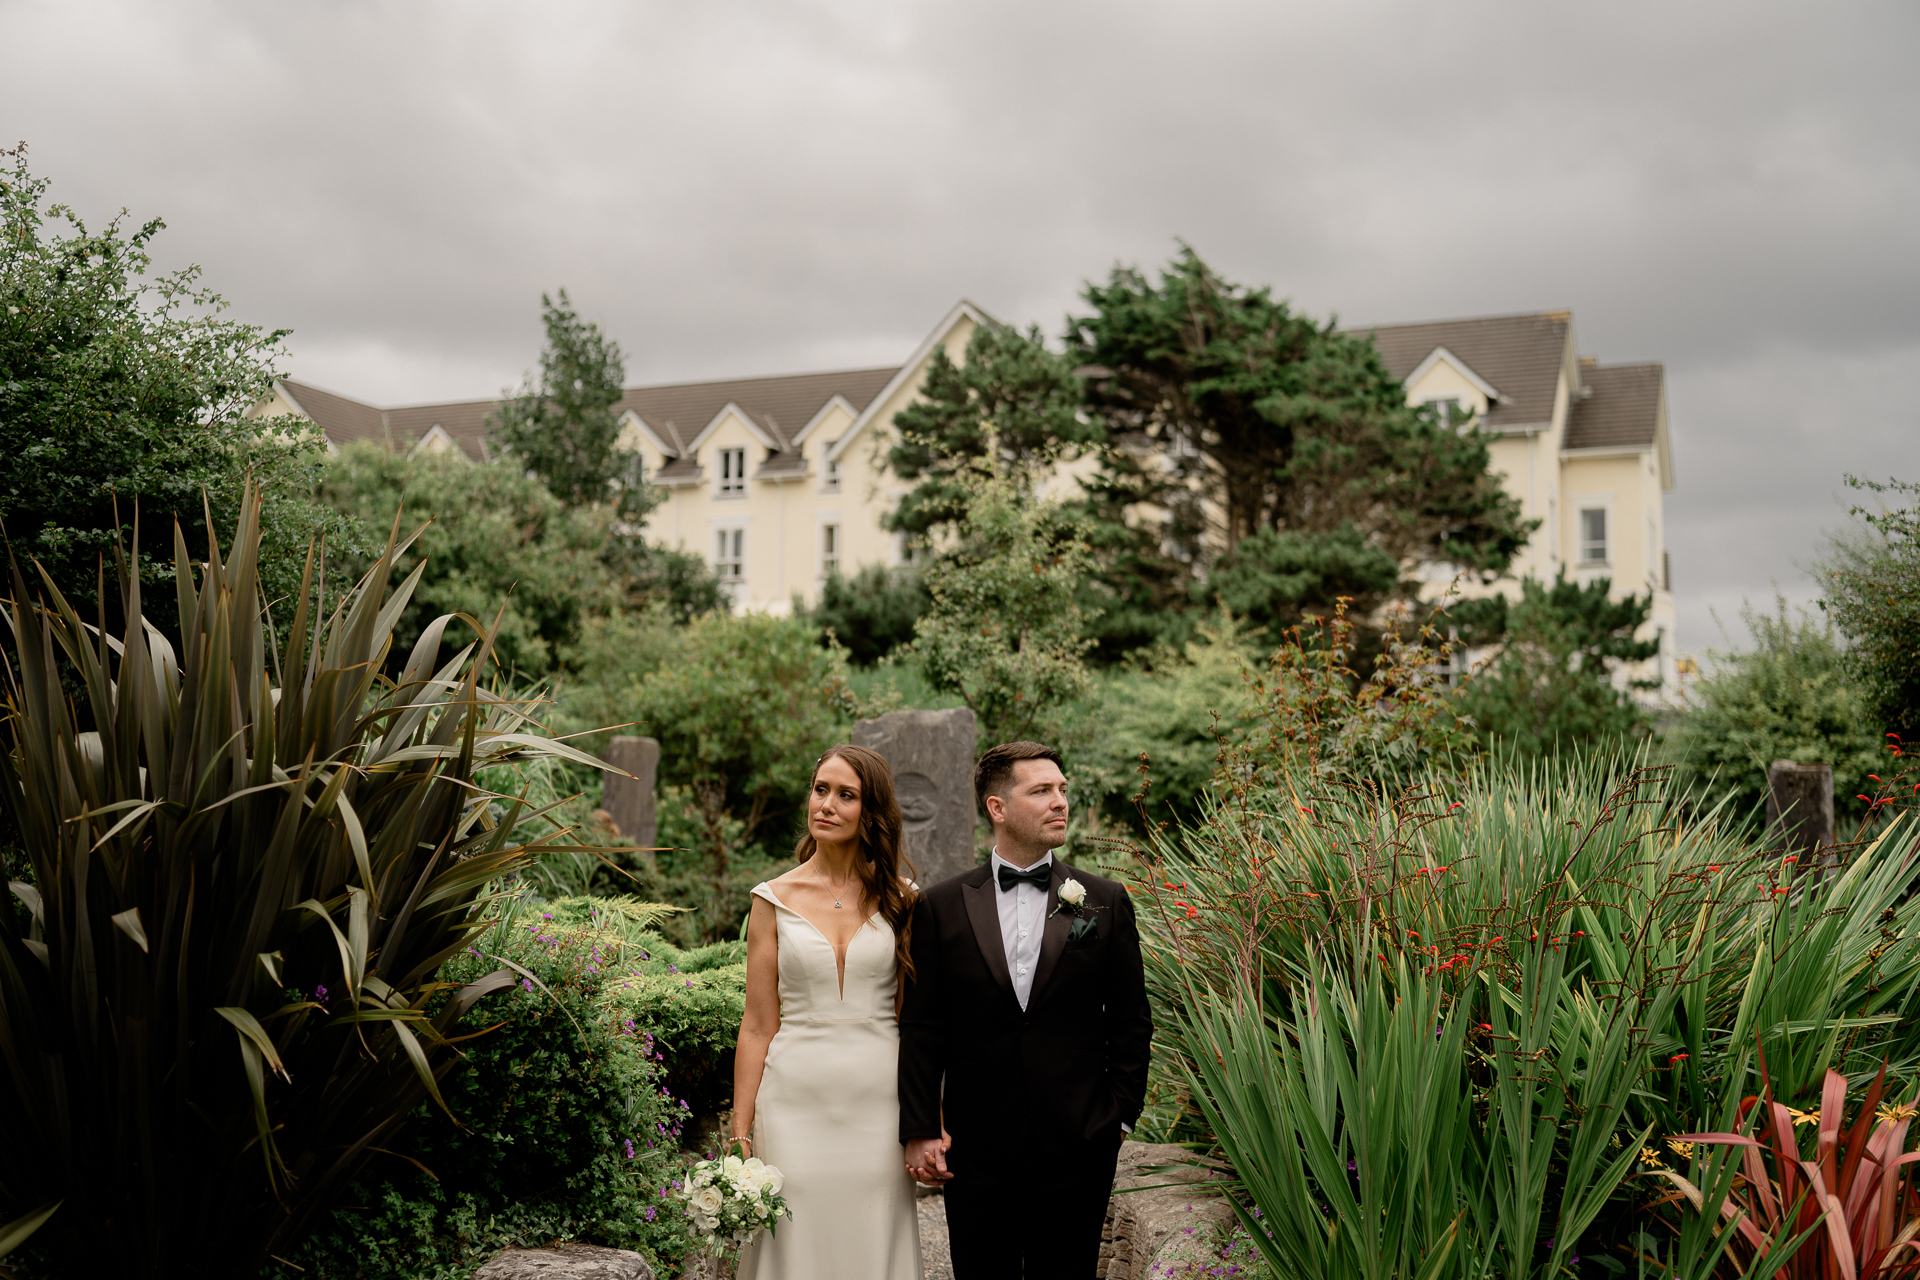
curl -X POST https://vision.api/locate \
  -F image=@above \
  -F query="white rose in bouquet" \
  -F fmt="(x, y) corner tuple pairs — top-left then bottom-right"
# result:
(679, 1152), (793, 1258)
(692, 1185), (724, 1216)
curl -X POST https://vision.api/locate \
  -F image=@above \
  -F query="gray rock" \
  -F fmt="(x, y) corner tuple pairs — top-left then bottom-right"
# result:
(473, 1243), (655, 1280)
(852, 708), (979, 885)
(601, 735), (661, 858)
(1098, 1141), (1235, 1280)
(1767, 759), (1837, 882)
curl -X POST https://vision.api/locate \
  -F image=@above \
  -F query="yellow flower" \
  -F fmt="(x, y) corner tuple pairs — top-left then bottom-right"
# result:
(1787, 1107), (1821, 1127)
(1667, 1141), (1697, 1162)
(1641, 1148), (1666, 1168)
(1877, 1103), (1919, 1125)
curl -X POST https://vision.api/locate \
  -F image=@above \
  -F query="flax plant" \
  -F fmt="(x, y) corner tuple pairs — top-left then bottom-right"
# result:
(0, 491), (608, 1277)
(1140, 753), (1920, 1277)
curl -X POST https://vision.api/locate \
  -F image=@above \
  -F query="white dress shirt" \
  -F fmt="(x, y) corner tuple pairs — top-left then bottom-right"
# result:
(990, 849), (1052, 1010)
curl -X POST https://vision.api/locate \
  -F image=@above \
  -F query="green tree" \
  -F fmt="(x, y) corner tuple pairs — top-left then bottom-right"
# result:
(1067, 246), (1532, 652)
(1818, 474), (1920, 740)
(321, 443), (622, 678)
(491, 289), (647, 512)
(913, 468), (1096, 746)
(628, 612), (858, 887)
(1452, 572), (1658, 755)
(888, 321), (1096, 538)
(0, 144), (356, 637)
(806, 563), (929, 666)
(1662, 598), (1890, 832)
(1200, 523), (1401, 633)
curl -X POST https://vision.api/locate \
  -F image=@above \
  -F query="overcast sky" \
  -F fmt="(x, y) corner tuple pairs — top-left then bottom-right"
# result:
(5, 0), (1916, 655)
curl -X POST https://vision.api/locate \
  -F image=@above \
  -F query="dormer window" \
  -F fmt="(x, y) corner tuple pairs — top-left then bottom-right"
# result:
(1421, 397), (1463, 428)
(718, 448), (747, 497)
(822, 441), (842, 492)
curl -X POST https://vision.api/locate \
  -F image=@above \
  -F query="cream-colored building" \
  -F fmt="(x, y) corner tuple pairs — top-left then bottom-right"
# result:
(262, 302), (1676, 681)
(1353, 310), (1677, 690)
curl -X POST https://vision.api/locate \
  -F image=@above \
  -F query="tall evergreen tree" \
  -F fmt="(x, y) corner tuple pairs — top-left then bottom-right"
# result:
(887, 321), (1096, 538)
(1067, 247), (1533, 651)
(491, 290), (643, 512)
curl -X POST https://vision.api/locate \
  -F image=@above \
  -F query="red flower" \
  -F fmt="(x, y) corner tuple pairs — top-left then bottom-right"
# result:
(1670, 1053), (1688, 1063)
(1478, 1023), (1492, 1031)
(1783, 855), (1798, 863)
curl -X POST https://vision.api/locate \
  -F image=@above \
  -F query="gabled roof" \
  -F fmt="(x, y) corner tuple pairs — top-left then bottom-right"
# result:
(276, 379), (494, 460)
(1566, 360), (1664, 451)
(828, 299), (997, 463)
(1345, 311), (1574, 433)
(617, 367), (898, 457)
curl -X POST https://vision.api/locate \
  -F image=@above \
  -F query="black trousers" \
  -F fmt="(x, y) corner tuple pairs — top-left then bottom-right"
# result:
(941, 1131), (1125, 1280)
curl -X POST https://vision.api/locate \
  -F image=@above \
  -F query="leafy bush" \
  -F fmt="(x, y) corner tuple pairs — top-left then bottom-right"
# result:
(1139, 754), (1920, 1278)
(913, 467), (1095, 745)
(0, 493), (600, 1278)
(0, 143), (359, 637)
(1451, 570), (1659, 756)
(271, 897), (703, 1280)
(627, 612), (857, 890)
(1662, 597), (1890, 833)
(807, 564), (929, 666)
(1819, 475), (1920, 741)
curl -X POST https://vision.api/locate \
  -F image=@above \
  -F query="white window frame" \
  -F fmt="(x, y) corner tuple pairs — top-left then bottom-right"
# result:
(820, 521), (841, 579)
(712, 523), (746, 593)
(716, 447), (748, 498)
(1419, 395), (1464, 429)
(821, 441), (842, 493)
(1577, 504), (1610, 566)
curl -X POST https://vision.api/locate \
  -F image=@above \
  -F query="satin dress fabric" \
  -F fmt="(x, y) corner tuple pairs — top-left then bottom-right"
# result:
(736, 883), (922, 1280)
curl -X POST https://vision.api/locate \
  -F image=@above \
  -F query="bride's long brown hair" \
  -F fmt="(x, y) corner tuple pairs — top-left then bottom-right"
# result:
(793, 744), (917, 981)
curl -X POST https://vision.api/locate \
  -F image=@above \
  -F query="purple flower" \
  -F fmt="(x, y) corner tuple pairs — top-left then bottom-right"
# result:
(644, 1207), (657, 1222)
(624, 1139), (636, 1159)
(313, 985), (329, 1002)
(522, 978), (535, 992)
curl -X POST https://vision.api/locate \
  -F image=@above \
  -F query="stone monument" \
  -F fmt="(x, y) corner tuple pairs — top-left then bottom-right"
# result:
(851, 707), (978, 885)
(600, 735), (660, 859)
(1767, 759), (1836, 881)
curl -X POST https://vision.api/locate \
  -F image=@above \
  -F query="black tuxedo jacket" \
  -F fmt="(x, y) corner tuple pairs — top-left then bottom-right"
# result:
(898, 860), (1153, 1166)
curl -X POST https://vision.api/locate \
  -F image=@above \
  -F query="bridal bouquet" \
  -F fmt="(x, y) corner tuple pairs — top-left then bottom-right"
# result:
(677, 1153), (792, 1253)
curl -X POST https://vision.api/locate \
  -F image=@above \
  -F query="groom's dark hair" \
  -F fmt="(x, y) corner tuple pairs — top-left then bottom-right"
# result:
(974, 741), (1064, 812)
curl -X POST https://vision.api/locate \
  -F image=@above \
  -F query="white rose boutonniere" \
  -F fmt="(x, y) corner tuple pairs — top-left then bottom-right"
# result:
(1049, 877), (1103, 941)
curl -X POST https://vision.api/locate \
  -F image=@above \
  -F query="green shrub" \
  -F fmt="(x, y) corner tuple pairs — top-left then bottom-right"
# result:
(1662, 597), (1891, 834)
(1818, 475), (1920, 740)
(806, 564), (929, 666)
(271, 896), (701, 1280)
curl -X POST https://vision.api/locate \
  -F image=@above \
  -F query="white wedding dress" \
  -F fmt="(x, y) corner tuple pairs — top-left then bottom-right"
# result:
(737, 883), (922, 1280)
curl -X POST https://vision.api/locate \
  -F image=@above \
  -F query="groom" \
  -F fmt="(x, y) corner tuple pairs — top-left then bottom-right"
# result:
(900, 741), (1153, 1279)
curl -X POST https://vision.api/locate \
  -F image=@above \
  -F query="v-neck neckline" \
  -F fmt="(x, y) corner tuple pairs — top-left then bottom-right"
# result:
(761, 886), (881, 1000)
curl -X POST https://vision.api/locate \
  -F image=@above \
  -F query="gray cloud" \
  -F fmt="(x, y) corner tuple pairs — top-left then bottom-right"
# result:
(5, 0), (1916, 652)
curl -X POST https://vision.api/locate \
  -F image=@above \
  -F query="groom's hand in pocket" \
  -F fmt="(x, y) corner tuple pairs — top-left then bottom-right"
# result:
(904, 1129), (953, 1184)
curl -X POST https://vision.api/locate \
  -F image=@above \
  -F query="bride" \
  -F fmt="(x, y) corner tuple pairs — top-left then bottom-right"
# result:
(730, 744), (923, 1279)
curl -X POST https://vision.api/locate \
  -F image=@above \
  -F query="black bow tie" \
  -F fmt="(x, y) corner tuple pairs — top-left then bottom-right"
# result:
(997, 863), (1052, 893)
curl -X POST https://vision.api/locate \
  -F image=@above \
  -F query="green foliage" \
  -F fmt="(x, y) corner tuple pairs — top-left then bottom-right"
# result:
(1140, 756), (1920, 1279)
(1200, 523), (1400, 632)
(0, 491), (604, 1278)
(1819, 474), (1920, 740)
(806, 563), (929, 666)
(1662, 598), (1890, 833)
(490, 290), (649, 514)
(321, 443), (624, 679)
(628, 612), (857, 883)
(319, 446), (722, 682)
(888, 322), (1095, 539)
(913, 468), (1096, 747)
(272, 895), (702, 1280)
(1453, 572), (1658, 756)
(1075, 616), (1260, 835)
(1067, 246), (1532, 649)
(0, 143), (360, 638)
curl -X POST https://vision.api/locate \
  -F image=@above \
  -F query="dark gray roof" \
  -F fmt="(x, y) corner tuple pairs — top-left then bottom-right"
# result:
(1566, 359), (1664, 451)
(1344, 311), (1572, 433)
(618, 366), (899, 454)
(754, 450), (810, 478)
(283, 366), (902, 463)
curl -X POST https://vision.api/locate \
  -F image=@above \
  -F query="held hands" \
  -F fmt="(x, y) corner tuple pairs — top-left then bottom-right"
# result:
(903, 1129), (953, 1185)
